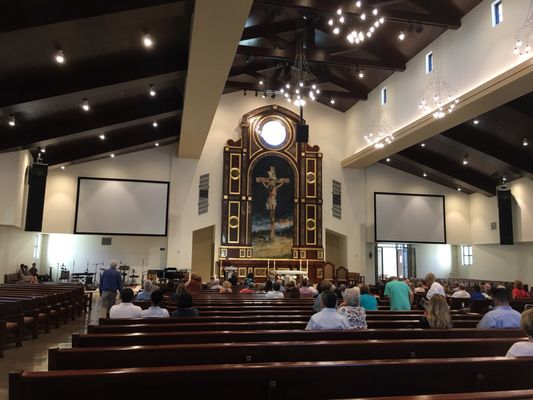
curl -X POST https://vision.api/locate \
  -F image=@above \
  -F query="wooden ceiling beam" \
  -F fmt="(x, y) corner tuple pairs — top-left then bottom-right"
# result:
(254, 0), (461, 29)
(0, 46), (187, 108)
(0, 91), (182, 152)
(442, 126), (533, 176)
(241, 18), (304, 40)
(308, 65), (368, 100)
(399, 146), (497, 196)
(225, 80), (362, 99)
(236, 44), (405, 70)
(35, 115), (180, 166)
(0, 1), (189, 33)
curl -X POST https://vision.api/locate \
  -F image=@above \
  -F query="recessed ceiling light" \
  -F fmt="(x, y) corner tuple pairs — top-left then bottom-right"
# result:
(152, 121), (158, 127)
(398, 31), (405, 41)
(155, 142), (159, 147)
(420, 143), (426, 147)
(60, 166), (65, 170)
(99, 134), (106, 140)
(8, 114), (15, 127)
(149, 84), (156, 97)
(386, 158), (390, 162)
(110, 153), (115, 158)
(523, 137), (529, 146)
(473, 120), (479, 125)
(143, 34), (154, 48)
(55, 49), (65, 64)
(81, 98), (90, 111)
(40, 148), (46, 153)
(457, 187), (462, 192)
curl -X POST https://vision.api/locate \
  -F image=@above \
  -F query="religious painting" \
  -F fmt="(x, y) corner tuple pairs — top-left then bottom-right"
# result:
(251, 155), (294, 258)
(255, 268), (267, 277)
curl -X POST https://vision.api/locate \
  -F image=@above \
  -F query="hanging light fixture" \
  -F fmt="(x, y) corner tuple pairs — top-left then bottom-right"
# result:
(418, 42), (459, 119)
(513, 0), (533, 57)
(331, 3), (385, 46)
(363, 107), (394, 149)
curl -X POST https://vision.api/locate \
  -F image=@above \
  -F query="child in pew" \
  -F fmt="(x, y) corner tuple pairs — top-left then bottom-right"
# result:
(171, 293), (199, 318)
(419, 294), (453, 329)
(141, 290), (169, 318)
(506, 308), (533, 357)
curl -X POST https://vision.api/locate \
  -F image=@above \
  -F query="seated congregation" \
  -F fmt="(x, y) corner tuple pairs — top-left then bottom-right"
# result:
(6, 270), (533, 399)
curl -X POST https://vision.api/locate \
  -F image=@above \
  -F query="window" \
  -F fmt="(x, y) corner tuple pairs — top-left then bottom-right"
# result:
(32, 234), (41, 259)
(461, 245), (473, 266)
(198, 173), (209, 215)
(425, 52), (433, 74)
(491, 0), (503, 26)
(381, 87), (387, 105)
(332, 180), (341, 219)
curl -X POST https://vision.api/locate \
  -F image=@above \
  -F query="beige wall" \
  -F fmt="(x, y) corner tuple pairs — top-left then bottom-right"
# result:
(191, 225), (215, 281)
(0, 150), (31, 228)
(325, 230), (348, 268)
(0, 225), (36, 279)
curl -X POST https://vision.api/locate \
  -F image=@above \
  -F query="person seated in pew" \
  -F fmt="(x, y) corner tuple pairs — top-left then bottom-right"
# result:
(28, 263), (38, 284)
(306, 292), (350, 330)
(285, 280), (300, 298)
(470, 285), (484, 300)
(219, 281), (233, 293)
(265, 281), (284, 299)
(420, 295), (453, 329)
(335, 284), (346, 301)
(262, 279), (273, 293)
(313, 280), (333, 312)
(109, 288), (143, 319)
(210, 278), (223, 291)
(451, 283), (471, 299)
(228, 272), (238, 286)
(240, 283), (256, 293)
(414, 282), (426, 294)
(482, 282), (493, 299)
(185, 274), (202, 295)
(136, 280), (154, 301)
(512, 280), (529, 299)
(425, 273), (446, 300)
(384, 277), (412, 311)
(244, 272), (255, 286)
(338, 287), (367, 329)
(506, 308), (533, 357)
(171, 282), (188, 300)
(141, 290), (170, 318)
(171, 293), (199, 317)
(359, 283), (378, 311)
(299, 278), (317, 297)
(477, 287), (521, 329)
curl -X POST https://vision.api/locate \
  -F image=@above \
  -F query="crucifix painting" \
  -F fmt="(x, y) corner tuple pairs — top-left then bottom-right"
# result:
(251, 156), (294, 258)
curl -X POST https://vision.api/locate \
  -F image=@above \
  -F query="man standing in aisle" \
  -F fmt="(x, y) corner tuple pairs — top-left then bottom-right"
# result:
(100, 260), (123, 316)
(384, 277), (413, 311)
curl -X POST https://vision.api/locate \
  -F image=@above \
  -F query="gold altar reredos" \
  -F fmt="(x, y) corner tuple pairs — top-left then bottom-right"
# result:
(219, 105), (324, 270)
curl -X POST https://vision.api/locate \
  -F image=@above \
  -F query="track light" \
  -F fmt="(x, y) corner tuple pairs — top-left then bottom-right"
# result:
(155, 142), (159, 147)
(40, 148), (46, 153)
(110, 153), (115, 158)
(457, 187), (462, 192)
(330, 98), (335, 104)
(152, 121), (158, 128)
(398, 31), (405, 41)
(261, 92), (267, 99)
(60, 166), (66, 170)
(462, 155), (469, 165)
(8, 114), (15, 127)
(81, 99), (90, 111)
(386, 158), (390, 162)
(149, 84), (156, 97)
(143, 34), (154, 48)
(55, 49), (65, 64)
(99, 134), (106, 140)
(473, 120), (479, 125)
(523, 137), (529, 146)
(358, 70), (364, 79)
(502, 174), (507, 182)
(420, 143), (426, 147)
(423, 171), (427, 177)
(243, 90), (247, 96)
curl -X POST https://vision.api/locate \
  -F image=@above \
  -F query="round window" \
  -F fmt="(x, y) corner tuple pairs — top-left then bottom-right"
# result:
(259, 120), (287, 147)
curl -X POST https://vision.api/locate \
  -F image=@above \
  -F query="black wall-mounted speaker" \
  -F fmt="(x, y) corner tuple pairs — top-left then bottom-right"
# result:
(296, 124), (309, 143)
(497, 189), (513, 245)
(24, 162), (48, 232)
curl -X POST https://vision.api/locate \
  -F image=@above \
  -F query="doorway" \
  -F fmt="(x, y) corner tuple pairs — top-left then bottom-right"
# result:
(325, 229), (348, 268)
(191, 225), (215, 281)
(375, 243), (416, 282)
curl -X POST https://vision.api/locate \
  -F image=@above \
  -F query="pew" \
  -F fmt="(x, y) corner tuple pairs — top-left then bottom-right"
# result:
(48, 338), (527, 370)
(73, 328), (526, 347)
(10, 357), (533, 400)
(358, 390), (533, 400)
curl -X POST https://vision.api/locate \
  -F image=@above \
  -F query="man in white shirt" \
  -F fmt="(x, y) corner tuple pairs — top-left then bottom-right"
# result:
(265, 281), (285, 299)
(425, 273), (446, 300)
(507, 308), (533, 357)
(109, 288), (142, 318)
(141, 290), (170, 318)
(451, 283), (471, 299)
(210, 278), (223, 290)
(306, 292), (350, 330)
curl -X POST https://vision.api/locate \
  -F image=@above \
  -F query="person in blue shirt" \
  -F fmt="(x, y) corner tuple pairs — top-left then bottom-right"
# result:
(136, 280), (153, 301)
(477, 287), (521, 329)
(359, 283), (378, 311)
(470, 285), (485, 300)
(100, 261), (123, 315)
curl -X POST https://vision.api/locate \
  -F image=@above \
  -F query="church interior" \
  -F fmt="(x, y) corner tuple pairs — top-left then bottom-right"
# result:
(1, 0), (533, 398)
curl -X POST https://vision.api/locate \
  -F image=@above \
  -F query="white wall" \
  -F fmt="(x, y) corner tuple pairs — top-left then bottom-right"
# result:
(344, 0), (532, 156)
(413, 243), (454, 279)
(0, 150), (31, 228)
(0, 225), (36, 279)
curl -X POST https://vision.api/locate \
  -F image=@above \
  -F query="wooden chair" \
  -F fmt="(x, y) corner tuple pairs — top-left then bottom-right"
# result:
(323, 262), (334, 281)
(335, 266), (348, 285)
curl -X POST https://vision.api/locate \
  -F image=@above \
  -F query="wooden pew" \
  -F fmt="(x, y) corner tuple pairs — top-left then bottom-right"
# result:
(358, 390), (533, 400)
(10, 357), (533, 399)
(48, 338), (527, 370)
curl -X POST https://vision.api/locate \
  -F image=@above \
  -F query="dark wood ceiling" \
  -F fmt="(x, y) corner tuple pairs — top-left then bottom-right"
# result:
(0, 0), (192, 166)
(225, 0), (483, 112)
(381, 91), (533, 196)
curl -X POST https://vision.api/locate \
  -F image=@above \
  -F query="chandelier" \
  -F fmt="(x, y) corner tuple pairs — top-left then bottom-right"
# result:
(514, 0), (533, 57)
(364, 107), (394, 149)
(328, 1), (385, 46)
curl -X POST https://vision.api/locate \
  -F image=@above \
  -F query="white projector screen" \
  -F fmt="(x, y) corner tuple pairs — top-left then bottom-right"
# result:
(75, 178), (169, 236)
(374, 192), (446, 243)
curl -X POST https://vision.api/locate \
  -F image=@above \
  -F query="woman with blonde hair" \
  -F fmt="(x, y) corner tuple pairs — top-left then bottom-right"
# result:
(337, 287), (367, 329)
(420, 294), (453, 329)
(219, 280), (233, 293)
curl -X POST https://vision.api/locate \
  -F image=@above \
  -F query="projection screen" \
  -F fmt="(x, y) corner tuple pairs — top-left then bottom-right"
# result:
(374, 192), (446, 243)
(74, 177), (169, 236)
